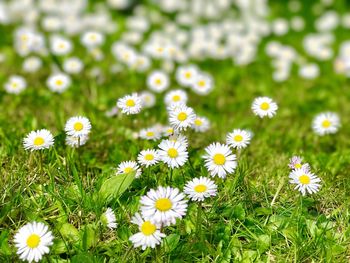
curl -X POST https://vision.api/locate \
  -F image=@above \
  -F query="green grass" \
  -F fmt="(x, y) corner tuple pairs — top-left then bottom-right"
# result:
(1, 1), (350, 262)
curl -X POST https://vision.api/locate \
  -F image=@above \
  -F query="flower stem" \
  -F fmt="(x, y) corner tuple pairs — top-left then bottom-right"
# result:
(196, 202), (203, 241)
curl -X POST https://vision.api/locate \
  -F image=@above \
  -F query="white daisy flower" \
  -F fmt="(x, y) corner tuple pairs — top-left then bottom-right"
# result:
(23, 57), (42, 73)
(164, 89), (188, 106)
(168, 134), (189, 148)
(4, 75), (26, 94)
(289, 168), (321, 196)
(176, 65), (198, 87)
(117, 93), (143, 115)
(139, 127), (162, 141)
(129, 213), (165, 250)
(168, 104), (196, 132)
(288, 156), (310, 171)
(192, 116), (210, 132)
(63, 57), (84, 74)
(140, 186), (188, 226)
(64, 116), (91, 138)
(162, 126), (175, 137)
(65, 135), (89, 148)
(203, 143), (237, 178)
(47, 73), (71, 93)
(184, 177), (217, 202)
(226, 129), (252, 149)
(312, 112), (340, 136)
(158, 139), (188, 169)
(117, 161), (142, 178)
(191, 73), (214, 95)
(139, 91), (156, 108)
(50, 36), (72, 56)
(147, 70), (169, 93)
(251, 96), (278, 118)
(101, 208), (117, 229)
(23, 129), (54, 151)
(137, 149), (160, 167)
(81, 31), (105, 48)
(14, 221), (54, 263)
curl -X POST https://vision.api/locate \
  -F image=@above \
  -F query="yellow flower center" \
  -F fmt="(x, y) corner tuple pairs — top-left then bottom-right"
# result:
(155, 198), (172, 211)
(55, 79), (63, 86)
(177, 112), (187, 121)
(126, 99), (135, 107)
(156, 47), (164, 53)
(194, 184), (207, 193)
(141, 221), (156, 236)
(194, 119), (202, 126)
(294, 163), (302, 169)
(33, 137), (44, 146)
(213, 153), (226, 165)
(74, 122), (84, 131)
(234, 135), (243, 142)
(299, 175), (310, 185)
(145, 154), (154, 161)
(155, 79), (162, 85)
(185, 72), (191, 79)
(172, 95), (181, 102)
(146, 131), (154, 137)
(124, 167), (134, 173)
(26, 234), (41, 248)
(322, 120), (331, 128)
(167, 148), (178, 158)
(11, 83), (18, 88)
(198, 80), (205, 87)
(260, 102), (270, 110)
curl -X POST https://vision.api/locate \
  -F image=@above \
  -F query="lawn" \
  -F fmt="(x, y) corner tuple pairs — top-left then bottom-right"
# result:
(1, 0), (350, 262)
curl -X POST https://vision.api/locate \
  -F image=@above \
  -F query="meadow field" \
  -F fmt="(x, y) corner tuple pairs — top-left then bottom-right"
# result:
(0, 0), (350, 262)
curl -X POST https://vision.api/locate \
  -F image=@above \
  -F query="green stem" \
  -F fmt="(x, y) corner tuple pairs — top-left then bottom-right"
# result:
(196, 202), (203, 241)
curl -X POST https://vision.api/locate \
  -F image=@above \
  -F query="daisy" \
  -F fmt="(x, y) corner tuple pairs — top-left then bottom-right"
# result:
(14, 221), (54, 262)
(162, 126), (175, 137)
(168, 134), (189, 148)
(117, 161), (142, 178)
(23, 129), (54, 151)
(184, 177), (217, 202)
(4, 75), (26, 94)
(168, 104), (196, 132)
(137, 149), (160, 167)
(251, 97), (278, 118)
(176, 65), (198, 87)
(288, 156), (310, 171)
(164, 89), (188, 106)
(139, 91), (156, 108)
(64, 116), (92, 138)
(140, 186), (188, 226)
(312, 112), (340, 136)
(158, 139), (188, 168)
(47, 73), (71, 93)
(117, 93), (143, 115)
(226, 129), (252, 149)
(101, 208), (117, 229)
(50, 36), (72, 56)
(81, 31), (105, 48)
(203, 143), (237, 178)
(65, 135), (89, 148)
(289, 168), (321, 195)
(63, 57), (84, 74)
(129, 213), (166, 250)
(147, 70), (169, 93)
(23, 57), (42, 73)
(139, 127), (162, 141)
(191, 116), (210, 133)
(191, 73), (214, 95)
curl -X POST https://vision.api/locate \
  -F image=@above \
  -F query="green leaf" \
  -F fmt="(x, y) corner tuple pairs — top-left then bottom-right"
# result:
(59, 223), (80, 243)
(255, 207), (272, 216)
(257, 234), (270, 252)
(71, 253), (94, 263)
(0, 230), (11, 255)
(99, 172), (135, 202)
(81, 224), (97, 250)
(162, 234), (180, 253)
(51, 239), (68, 255)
